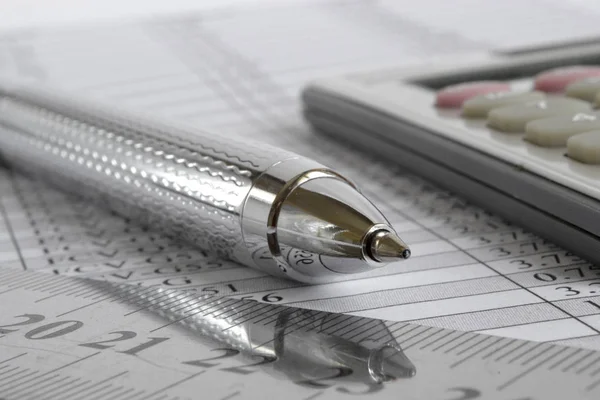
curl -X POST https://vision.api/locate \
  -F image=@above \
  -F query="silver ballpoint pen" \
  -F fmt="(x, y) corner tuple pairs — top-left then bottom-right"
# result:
(0, 82), (410, 284)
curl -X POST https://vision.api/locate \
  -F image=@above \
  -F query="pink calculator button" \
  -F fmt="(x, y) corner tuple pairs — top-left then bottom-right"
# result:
(435, 81), (510, 108)
(534, 66), (600, 92)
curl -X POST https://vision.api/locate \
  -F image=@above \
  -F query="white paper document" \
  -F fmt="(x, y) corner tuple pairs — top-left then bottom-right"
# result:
(2, 0), (600, 349)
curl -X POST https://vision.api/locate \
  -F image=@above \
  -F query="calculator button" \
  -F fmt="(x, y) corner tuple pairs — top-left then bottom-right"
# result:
(461, 91), (544, 118)
(435, 81), (510, 108)
(565, 77), (600, 102)
(525, 112), (600, 147)
(534, 66), (600, 92)
(567, 130), (600, 164)
(487, 98), (591, 132)
(594, 92), (600, 108)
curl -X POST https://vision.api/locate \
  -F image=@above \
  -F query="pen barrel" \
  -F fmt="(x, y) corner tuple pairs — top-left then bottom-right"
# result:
(0, 84), (401, 283)
(0, 86), (301, 275)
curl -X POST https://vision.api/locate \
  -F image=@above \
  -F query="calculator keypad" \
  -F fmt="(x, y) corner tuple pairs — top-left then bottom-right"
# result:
(487, 98), (590, 132)
(434, 64), (600, 165)
(534, 65), (600, 92)
(524, 112), (600, 147)
(435, 81), (510, 108)
(567, 130), (600, 164)
(565, 77), (600, 102)
(461, 91), (545, 118)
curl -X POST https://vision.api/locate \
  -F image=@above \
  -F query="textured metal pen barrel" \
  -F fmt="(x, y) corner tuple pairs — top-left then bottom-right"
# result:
(0, 84), (409, 283)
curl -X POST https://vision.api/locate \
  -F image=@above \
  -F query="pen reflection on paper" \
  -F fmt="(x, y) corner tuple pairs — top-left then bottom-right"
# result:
(97, 281), (416, 391)
(270, 309), (416, 388)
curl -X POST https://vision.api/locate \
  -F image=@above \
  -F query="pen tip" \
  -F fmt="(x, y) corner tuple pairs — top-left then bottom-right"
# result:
(367, 230), (411, 264)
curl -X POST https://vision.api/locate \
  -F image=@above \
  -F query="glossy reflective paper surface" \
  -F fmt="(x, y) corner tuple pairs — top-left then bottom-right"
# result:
(0, 269), (598, 399)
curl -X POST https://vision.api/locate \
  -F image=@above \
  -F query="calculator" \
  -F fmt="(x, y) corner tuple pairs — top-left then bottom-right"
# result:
(301, 39), (600, 264)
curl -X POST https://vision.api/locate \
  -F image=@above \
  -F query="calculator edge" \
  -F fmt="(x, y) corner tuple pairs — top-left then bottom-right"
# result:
(302, 85), (600, 265)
